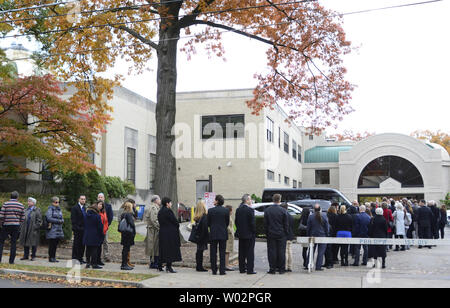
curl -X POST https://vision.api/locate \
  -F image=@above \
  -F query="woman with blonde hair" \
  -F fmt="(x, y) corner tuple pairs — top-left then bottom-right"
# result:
(335, 205), (353, 266)
(193, 200), (209, 272)
(118, 202), (136, 270)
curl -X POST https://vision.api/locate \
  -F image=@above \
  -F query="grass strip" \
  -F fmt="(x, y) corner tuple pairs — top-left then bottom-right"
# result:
(108, 220), (146, 243)
(0, 263), (156, 282)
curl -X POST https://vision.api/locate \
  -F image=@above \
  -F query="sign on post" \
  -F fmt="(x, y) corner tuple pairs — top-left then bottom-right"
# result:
(204, 192), (216, 209)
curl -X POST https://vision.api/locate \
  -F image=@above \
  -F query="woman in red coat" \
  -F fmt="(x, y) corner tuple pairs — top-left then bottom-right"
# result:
(97, 201), (109, 266)
(382, 202), (394, 251)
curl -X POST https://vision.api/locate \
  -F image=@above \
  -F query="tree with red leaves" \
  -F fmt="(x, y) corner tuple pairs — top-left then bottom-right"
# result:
(0, 73), (110, 176)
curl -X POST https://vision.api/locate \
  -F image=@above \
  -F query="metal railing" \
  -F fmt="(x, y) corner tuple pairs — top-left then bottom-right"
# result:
(296, 237), (450, 273)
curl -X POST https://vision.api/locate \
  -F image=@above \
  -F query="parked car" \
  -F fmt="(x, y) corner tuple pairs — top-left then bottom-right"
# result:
(251, 202), (302, 217)
(177, 203), (191, 222)
(261, 188), (351, 207)
(289, 199), (332, 212)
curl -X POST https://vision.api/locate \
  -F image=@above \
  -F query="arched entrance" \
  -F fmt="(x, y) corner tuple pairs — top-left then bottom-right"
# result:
(357, 155), (424, 203)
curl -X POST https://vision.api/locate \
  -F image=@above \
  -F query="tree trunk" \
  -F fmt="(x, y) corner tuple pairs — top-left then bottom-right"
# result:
(154, 24), (180, 215)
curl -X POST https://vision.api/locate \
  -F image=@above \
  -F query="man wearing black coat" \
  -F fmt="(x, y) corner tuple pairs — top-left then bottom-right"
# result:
(98, 193), (114, 262)
(264, 194), (289, 274)
(235, 194), (256, 275)
(417, 200), (434, 249)
(428, 200), (440, 240)
(71, 195), (87, 264)
(207, 195), (230, 275)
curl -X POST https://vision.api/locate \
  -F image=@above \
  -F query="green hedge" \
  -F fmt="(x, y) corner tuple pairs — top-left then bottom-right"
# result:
(255, 215), (302, 238)
(61, 171), (136, 208)
(0, 193), (72, 243)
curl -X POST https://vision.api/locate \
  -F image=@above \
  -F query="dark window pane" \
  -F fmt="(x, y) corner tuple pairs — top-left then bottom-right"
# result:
(315, 170), (330, 185)
(358, 156), (424, 188)
(267, 170), (275, 181)
(127, 147), (136, 185)
(201, 114), (244, 139)
(284, 132), (289, 153)
(149, 153), (156, 190)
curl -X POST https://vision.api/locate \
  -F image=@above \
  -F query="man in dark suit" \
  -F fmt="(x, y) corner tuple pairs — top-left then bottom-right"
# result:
(428, 200), (440, 240)
(417, 200), (434, 249)
(207, 194), (229, 275)
(264, 194), (289, 274)
(235, 194), (256, 275)
(71, 195), (87, 264)
(98, 193), (114, 262)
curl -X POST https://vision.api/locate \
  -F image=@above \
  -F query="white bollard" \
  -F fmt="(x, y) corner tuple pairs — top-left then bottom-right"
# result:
(308, 237), (314, 273)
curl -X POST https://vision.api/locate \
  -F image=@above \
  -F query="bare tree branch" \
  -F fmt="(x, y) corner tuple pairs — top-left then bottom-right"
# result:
(116, 25), (159, 50)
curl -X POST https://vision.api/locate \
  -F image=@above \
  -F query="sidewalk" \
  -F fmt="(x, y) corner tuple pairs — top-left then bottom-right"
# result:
(3, 245), (450, 288)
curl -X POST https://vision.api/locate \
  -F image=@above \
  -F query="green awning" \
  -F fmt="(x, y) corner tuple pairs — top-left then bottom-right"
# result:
(304, 146), (353, 163)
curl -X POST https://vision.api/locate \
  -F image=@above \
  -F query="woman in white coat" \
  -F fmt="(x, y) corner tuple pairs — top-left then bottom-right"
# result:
(393, 202), (406, 251)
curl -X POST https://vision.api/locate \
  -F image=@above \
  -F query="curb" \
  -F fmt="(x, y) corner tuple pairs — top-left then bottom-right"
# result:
(0, 268), (145, 288)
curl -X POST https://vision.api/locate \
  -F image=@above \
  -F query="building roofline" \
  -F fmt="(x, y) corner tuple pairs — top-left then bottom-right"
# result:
(176, 88), (255, 95)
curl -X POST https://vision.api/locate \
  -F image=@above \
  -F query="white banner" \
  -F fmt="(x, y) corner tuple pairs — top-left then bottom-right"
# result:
(204, 192), (216, 210)
(296, 237), (450, 246)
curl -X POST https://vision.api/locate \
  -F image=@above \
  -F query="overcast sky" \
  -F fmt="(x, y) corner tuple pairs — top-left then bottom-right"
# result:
(4, 0), (449, 136)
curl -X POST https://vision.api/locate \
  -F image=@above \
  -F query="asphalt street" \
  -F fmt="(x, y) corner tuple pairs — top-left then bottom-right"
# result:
(0, 277), (67, 288)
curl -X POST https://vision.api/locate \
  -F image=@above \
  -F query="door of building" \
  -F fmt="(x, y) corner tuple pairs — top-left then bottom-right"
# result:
(196, 180), (210, 203)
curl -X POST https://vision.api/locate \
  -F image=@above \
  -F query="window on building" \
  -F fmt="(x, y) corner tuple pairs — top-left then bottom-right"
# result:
(309, 135), (314, 141)
(284, 176), (290, 186)
(293, 180), (297, 188)
(126, 147), (136, 185)
(297, 145), (302, 162)
(278, 174), (281, 183)
(315, 170), (330, 185)
(357, 155), (424, 188)
(284, 132), (289, 153)
(201, 114), (245, 139)
(292, 140), (297, 159)
(267, 170), (275, 181)
(266, 117), (274, 143)
(278, 127), (281, 148)
(89, 153), (95, 164)
(148, 135), (157, 190)
(41, 163), (54, 181)
(149, 153), (156, 191)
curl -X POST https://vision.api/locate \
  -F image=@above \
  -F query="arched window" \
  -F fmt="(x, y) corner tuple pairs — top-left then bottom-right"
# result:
(358, 156), (424, 188)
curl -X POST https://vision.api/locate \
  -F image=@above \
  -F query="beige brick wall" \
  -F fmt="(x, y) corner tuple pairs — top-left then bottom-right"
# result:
(175, 89), (303, 209)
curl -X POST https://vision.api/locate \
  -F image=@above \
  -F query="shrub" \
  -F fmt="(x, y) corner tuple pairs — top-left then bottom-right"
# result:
(441, 193), (450, 209)
(61, 171), (136, 208)
(85, 170), (107, 204)
(104, 176), (126, 199)
(122, 180), (136, 196)
(255, 214), (302, 238)
(60, 171), (90, 208)
(251, 194), (262, 203)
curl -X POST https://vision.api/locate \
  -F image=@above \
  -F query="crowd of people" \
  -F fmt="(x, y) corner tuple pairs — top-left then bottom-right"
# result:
(0, 190), (447, 275)
(298, 197), (448, 271)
